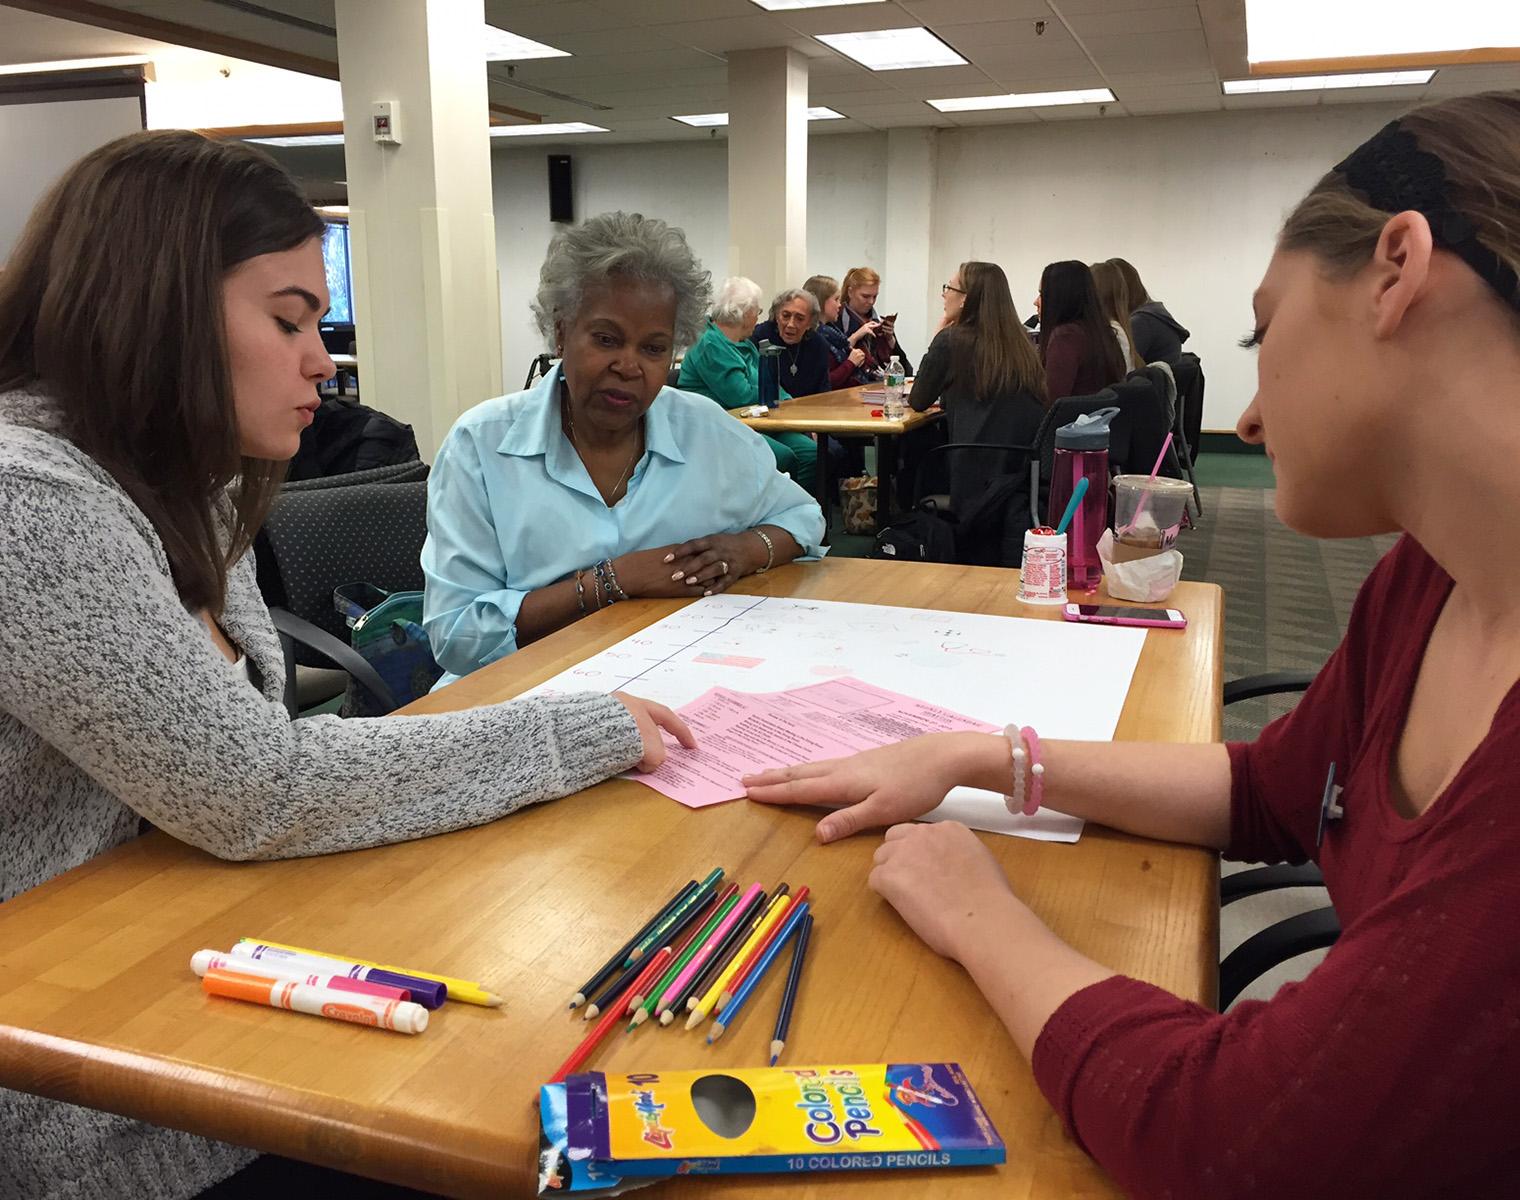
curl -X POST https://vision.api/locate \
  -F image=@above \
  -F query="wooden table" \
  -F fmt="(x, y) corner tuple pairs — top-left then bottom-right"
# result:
(738, 385), (942, 521)
(0, 560), (1221, 1199)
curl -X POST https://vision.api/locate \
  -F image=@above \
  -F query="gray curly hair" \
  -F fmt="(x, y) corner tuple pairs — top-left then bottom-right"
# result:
(532, 211), (713, 351)
(769, 287), (820, 328)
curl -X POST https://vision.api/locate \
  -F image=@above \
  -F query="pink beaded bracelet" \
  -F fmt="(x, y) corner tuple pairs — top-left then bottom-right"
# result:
(1020, 725), (1044, 816)
(1002, 724), (1026, 816)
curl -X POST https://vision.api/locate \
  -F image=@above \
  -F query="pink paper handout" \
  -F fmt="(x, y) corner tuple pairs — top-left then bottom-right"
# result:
(627, 676), (996, 809)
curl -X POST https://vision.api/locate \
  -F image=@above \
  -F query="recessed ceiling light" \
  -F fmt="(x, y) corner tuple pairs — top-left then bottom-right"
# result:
(1223, 70), (1436, 94)
(671, 108), (847, 126)
(489, 121), (608, 136)
(482, 25), (571, 61)
(815, 28), (967, 71)
(247, 134), (346, 146)
(0, 54), (151, 76)
(1246, 0), (1520, 63)
(929, 88), (1115, 112)
(750, 0), (887, 8)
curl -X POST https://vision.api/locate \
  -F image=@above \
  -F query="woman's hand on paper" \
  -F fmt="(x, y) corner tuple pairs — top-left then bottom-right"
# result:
(869, 821), (1018, 963)
(743, 734), (971, 843)
(613, 692), (697, 771)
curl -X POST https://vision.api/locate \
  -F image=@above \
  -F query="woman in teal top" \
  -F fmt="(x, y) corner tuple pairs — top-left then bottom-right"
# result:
(677, 276), (819, 491)
(422, 216), (825, 685)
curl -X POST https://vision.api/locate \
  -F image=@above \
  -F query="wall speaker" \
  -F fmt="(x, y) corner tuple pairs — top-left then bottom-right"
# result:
(548, 154), (573, 223)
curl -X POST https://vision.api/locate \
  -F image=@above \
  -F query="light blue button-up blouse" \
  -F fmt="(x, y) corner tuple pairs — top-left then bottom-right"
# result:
(421, 367), (826, 686)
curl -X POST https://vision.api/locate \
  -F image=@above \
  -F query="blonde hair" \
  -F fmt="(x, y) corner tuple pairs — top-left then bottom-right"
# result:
(840, 266), (881, 310)
(1091, 261), (1143, 367)
(1280, 91), (1520, 323)
(802, 274), (839, 314)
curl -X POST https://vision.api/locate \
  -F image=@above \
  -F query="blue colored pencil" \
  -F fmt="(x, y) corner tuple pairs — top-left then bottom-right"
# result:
(706, 901), (810, 1044)
(768, 912), (812, 1065)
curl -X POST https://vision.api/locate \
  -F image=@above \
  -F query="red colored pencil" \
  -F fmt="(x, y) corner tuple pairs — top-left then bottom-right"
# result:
(717, 886), (810, 1012)
(549, 947), (672, 1084)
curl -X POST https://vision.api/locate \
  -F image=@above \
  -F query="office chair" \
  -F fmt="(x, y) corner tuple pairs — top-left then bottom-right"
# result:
(1217, 670), (1340, 1009)
(906, 441), (1036, 567)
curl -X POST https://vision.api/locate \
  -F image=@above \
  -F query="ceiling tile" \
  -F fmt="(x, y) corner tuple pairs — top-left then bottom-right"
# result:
(898, 0), (1053, 22)
(1061, 5), (1202, 37)
(590, 0), (759, 23)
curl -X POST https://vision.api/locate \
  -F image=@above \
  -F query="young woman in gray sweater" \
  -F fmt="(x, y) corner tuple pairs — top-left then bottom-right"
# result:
(0, 131), (692, 1199)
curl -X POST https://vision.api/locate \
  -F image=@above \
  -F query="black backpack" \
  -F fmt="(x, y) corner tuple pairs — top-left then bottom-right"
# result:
(287, 395), (421, 482)
(872, 500), (959, 563)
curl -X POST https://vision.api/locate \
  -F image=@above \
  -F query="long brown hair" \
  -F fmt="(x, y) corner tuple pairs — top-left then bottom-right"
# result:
(1106, 256), (1151, 310)
(957, 261), (1047, 405)
(0, 130), (324, 613)
(1279, 91), (1520, 321)
(1090, 260), (1143, 367)
(1039, 259), (1127, 385)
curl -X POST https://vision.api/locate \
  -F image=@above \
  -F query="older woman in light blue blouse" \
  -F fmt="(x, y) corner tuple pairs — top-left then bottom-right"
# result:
(422, 212), (825, 685)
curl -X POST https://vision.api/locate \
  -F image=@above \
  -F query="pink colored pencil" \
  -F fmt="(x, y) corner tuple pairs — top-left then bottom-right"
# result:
(654, 882), (762, 1016)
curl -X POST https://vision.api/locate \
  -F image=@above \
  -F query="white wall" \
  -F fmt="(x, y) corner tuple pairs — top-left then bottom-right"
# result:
(0, 94), (144, 263)
(932, 102), (1410, 431)
(491, 132), (885, 381)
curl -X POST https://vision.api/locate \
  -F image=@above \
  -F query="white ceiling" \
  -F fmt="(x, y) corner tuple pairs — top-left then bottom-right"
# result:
(1, 0), (1517, 144)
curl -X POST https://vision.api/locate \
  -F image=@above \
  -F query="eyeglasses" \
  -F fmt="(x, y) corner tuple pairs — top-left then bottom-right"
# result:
(941, 283), (965, 296)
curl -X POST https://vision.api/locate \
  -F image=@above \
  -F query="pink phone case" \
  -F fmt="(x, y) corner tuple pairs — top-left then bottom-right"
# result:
(1063, 605), (1186, 630)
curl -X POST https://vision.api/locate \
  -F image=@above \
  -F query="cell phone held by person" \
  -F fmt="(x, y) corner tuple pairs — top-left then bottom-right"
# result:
(1063, 603), (1186, 630)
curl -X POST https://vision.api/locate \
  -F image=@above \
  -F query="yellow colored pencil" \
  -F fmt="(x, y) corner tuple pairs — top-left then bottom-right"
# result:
(684, 892), (789, 1030)
(238, 937), (503, 1007)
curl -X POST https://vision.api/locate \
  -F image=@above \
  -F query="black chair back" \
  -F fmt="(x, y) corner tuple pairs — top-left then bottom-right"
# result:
(1031, 388), (1129, 521)
(1109, 371), (1181, 481)
(1174, 353), (1205, 464)
(255, 480), (429, 667)
(281, 460), (430, 492)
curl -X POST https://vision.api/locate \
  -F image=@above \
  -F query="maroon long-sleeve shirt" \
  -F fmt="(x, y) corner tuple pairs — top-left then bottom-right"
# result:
(1031, 535), (1520, 1198)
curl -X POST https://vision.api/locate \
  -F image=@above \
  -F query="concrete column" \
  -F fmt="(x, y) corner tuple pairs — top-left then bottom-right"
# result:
(883, 127), (937, 365)
(727, 47), (808, 298)
(334, 0), (502, 461)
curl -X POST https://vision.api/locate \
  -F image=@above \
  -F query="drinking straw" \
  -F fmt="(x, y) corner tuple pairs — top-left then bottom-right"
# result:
(567, 879), (695, 1008)
(1119, 432), (1175, 536)
(1053, 476), (1089, 536)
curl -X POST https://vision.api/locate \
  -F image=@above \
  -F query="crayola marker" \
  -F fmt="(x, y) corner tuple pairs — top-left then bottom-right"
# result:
(201, 967), (428, 1034)
(229, 943), (447, 1009)
(190, 950), (410, 1002)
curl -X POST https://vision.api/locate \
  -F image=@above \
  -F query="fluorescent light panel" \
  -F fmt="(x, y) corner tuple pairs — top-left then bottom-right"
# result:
(930, 87), (1114, 112)
(248, 134), (345, 146)
(1223, 70), (1435, 94)
(672, 108), (845, 126)
(0, 54), (150, 76)
(489, 121), (607, 136)
(482, 25), (570, 61)
(815, 27), (966, 71)
(751, 0), (887, 8)
(1246, 0), (1520, 63)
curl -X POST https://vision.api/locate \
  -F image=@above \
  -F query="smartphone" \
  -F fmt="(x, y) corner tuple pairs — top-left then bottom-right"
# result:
(1064, 603), (1186, 630)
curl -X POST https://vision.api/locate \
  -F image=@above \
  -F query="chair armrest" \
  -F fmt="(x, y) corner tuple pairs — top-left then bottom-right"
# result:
(1218, 906), (1341, 1009)
(269, 606), (398, 717)
(1222, 671), (1316, 705)
(1220, 862), (1326, 904)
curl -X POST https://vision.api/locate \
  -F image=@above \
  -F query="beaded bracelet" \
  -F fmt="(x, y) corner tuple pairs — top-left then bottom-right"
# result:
(601, 558), (629, 603)
(1020, 725), (1044, 816)
(752, 528), (776, 573)
(1002, 724), (1045, 817)
(1003, 724), (1026, 816)
(574, 570), (588, 615)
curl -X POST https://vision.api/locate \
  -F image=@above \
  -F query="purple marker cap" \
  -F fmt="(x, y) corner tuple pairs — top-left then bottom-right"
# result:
(368, 969), (447, 1009)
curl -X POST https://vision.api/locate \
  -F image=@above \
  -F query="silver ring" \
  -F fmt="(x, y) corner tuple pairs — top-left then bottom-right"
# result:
(720, 560), (729, 575)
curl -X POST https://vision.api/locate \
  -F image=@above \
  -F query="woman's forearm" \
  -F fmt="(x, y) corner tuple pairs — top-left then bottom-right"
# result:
(943, 733), (1233, 850)
(756, 525), (802, 570)
(514, 573), (591, 648)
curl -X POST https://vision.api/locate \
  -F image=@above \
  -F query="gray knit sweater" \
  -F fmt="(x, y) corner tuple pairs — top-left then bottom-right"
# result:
(0, 386), (645, 1199)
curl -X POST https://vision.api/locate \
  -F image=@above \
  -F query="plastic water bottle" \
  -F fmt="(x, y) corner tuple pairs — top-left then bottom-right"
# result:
(1047, 406), (1119, 590)
(883, 354), (906, 421)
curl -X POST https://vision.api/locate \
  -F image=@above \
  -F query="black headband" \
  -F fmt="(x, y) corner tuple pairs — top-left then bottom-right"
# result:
(1334, 118), (1520, 311)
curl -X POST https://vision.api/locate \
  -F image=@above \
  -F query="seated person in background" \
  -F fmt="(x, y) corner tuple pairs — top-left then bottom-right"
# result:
(0, 135), (689, 1199)
(803, 274), (865, 390)
(837, 266), (912, 382)
(677, 276), (819, 491)
(913, 262), (1048, 514)
(752, 287), (830, 398)
(1036, 260), (1127, 402)
(1090, 259), (1143, 372)
(1108, 256), (1190, 366)
(422, 222), (824, 686)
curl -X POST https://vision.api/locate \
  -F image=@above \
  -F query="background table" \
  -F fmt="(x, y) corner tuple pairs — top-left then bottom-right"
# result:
(0, 560), (1221, 1198)
(738, 385), (941, 519)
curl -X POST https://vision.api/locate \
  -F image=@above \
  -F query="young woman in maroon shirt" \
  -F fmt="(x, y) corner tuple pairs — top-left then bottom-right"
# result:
(746, 90), (1520, 1199)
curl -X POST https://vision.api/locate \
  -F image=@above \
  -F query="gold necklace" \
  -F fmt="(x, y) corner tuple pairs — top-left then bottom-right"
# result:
(562, 395), (642, 503)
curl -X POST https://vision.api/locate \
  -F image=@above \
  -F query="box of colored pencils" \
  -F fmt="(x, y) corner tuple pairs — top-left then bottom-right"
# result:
(539, 1063), (1003, 1185)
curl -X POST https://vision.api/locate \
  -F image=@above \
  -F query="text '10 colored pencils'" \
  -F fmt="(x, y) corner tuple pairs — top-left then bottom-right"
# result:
(552, 868), (815, 1082)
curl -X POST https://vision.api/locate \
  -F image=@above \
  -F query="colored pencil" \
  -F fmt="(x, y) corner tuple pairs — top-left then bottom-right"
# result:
(627, 867), (723, 964)
(567, 879), (695, 1009)
(663, 886), (775, 1024)
(708, 901), (811, 1044)
(549, 947), (672, 1084)
(627, 885), (740, 1030)
(769, 913), (813, 1065)
(685, 891), (790, 1030)
(584, 885), (725, 1020)
(717, 885), (810, 1012)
